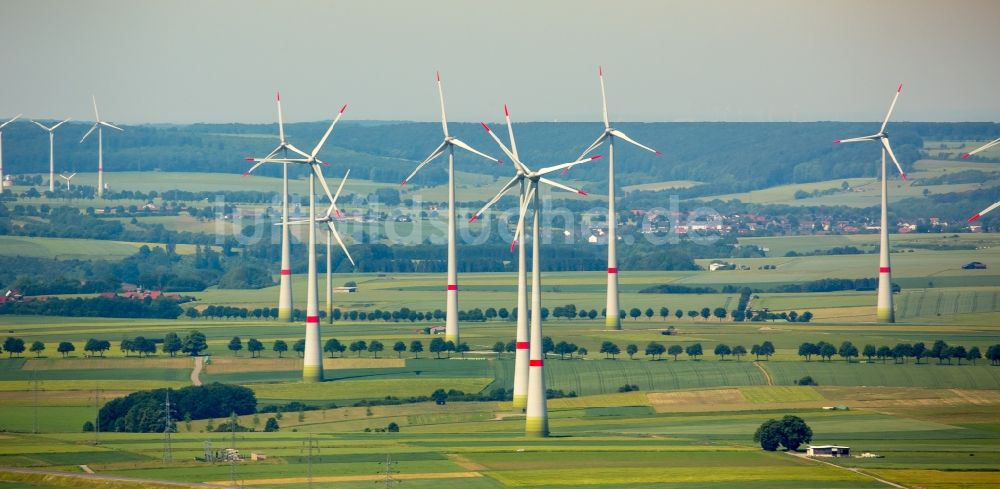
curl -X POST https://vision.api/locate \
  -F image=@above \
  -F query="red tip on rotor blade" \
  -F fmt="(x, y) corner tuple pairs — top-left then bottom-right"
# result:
(510, 240), (517, 252)
(336, 210), (342, 218)
(496, 159), (503, 165)
(504, 104), (509, 117)
(340, 104), (348, 114)
(901, 173), (907, 181)
(400, 179), (408, 187)
(578, 190), (588, 196)
(480, 122), (491, 132)
(590, 155), (603, 160)
(833, 140), (842, 144)
(655, 151), (663, 156)
(561, 167), (570, 175)
(276, 91), (281, 101)
(436, 71), (440, 81)
(968, 213), (981, 222)
(468, 215), (478, 224)
(961, 153), (971, 159)
(897, 83), (903, 93)
(244, 157), (254, 161)
(242, 172), (251, 177)
(599, 66), (603, 76)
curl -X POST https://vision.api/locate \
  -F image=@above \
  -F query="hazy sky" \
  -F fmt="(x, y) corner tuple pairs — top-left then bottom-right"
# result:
(2, 0), (999, 124)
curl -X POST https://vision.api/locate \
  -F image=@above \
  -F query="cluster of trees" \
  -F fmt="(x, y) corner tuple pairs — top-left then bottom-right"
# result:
(799, 340), (993, 365)
(0, 296), (185, 319)
(319, 337), (473, 360)
(754, 415), (813, 451)
(5, 331), (209, 359)
(98, 383), (256, 433)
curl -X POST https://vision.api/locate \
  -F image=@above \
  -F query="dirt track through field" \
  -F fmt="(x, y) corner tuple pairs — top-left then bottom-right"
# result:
(752, 361), (774, 385)
(207, 471), (482, 486)
(191, 356), (203, 386)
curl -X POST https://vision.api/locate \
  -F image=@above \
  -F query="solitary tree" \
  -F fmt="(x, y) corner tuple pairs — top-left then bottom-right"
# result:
(659, 307), (669, 320)
(626, 344), (638, 359)
(429, 337), (446, 359)
(713, 307), (727, 321)
(29, 341), (45, 358)
(686, 343), (703, 361)
(862, 344), (877, 362)
(492, 341), (506, 359)
(410, 340), (424, 359)
(182, 331), (207, 356)
(393, 341), (407, 358)
(293, 339), (306, 357)
(645, 342), (666, 360)
(163, 332), (183, 357)
(700, 307), (711, 321)
(838, 341), (858, 363)
(455, 342), (470, 359)
(369, 340), (384, 358)
(687, 310), (698, 320)
(818, 342), (836, 361)
(645, 308), (654, 320)
(714, 343), (731, 360)
(668, 344), (683, 361)
(967, 346), (982, 365)
(57, 341), (75, 358)
(228, 336), (243, 356)
(732, 345), (747, 361)
(952, 345), (967, 365)
(759, 341), (775, 360)
(600, 341), (620, 359)
(3, 337), (25, 358)
(876, 345), (892, 363)
(272, 340), (288, 358)
(349, 340), (368, 357)
(324, 338), (344, 358)
(674, 309), (684, 320)
(247, 338), (264, 358)
(798, 342), (817, 361)
(629, 308), (642, 321)
(754, 415), (812, 452)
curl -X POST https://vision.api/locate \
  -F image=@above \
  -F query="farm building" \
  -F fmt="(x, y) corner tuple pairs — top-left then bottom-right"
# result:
(334, 286), (357, 293)
(807, 445), (850, 457)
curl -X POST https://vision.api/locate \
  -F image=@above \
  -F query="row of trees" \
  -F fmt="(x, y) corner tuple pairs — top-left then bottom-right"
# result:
(799, 340), (992, 365)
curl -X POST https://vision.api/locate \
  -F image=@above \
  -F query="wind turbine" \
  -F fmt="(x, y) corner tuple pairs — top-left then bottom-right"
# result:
(471, 106), (601, 436)
(576, 67), (662, 330)
(401, 72), (501, 345)
(244, 92), (310, 322)
(287, 170), (355, 324)
(0, 114), (21, 191)
(31, 118), (72, 192)
(246, 104), (347, 383)
(80, 96), (123, 198)
(960, 138), (1000, 222)
(58, 172), (77, 190)
(834, 84), (907, 323)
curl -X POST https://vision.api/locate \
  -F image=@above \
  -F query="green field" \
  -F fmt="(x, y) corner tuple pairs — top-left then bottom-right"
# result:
(0, 236), (200, 260)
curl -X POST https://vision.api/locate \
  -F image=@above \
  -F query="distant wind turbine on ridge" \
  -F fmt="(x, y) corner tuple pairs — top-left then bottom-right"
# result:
(576, 67), (662, 331)
(834, 84), (907, 324)
(401, 71), (502, 345)
(80, 96), (123, 198)
(472, 105), (601, 437)
(31, 118), (72, 192)
(58, 172), (77, 190)
(0, 114), (22, 191)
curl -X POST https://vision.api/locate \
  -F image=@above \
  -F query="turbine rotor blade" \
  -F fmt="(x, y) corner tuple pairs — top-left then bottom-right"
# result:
(469, 174), (521, 223)
(539, 176), (588, 196)
(276, 91), (286, 144)
(327, 222), (355, 267)
(576, 132), (609, 161)
(598, 66), (609, 129)
(609, 129), (660, 154)
(92, 95), (100, 121)
(961, 137), (1000, 159)
(311, 107), (346, 158)
(0, 114), (22, 129)
(31, 120), (51, 131)
(834, 135), (879, 144)
(880, 138), (907, 180)
(511, 185), (535, 250)
(402, 140), (448, 185)
(51, 118), (72, 131)
(968, 200), (1000, 222)
(285, 143), (312, 159)
(450, 137), (501, 163)
(880, 83), (903, 134)
(101, 121), (124, 132)
(80, 123), (98, 143)
(504, 104), (520, 160)
(436, 71), (449, 137)
(537, 155), (603, 177)
(480, 122), (520, 170)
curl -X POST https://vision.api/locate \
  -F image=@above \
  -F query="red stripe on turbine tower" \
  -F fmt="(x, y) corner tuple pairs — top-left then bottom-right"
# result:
(306, 315), (319, 323)
(529, 360), (543, 367)
(447, 284), (457, 291)
(280, 269), (291, 276)
(608, 267), (618, 274)
(879, 267), (891, 273)
(516, 342), (529, 349)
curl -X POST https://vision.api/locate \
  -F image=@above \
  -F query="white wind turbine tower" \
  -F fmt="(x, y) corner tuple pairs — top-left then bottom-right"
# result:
(471, 106), (601, 436)
(834, 84), (907, 323)
(80, 96), (123, 198)
(401, 72), (502, 344)
(0, 114), (22, 191)
(59, 172), (77, 190)
(244, 92), (304, 322)
(961, 138), (1000, 223)
(246, 104), (348, 382)
(577, 67), (662, 330)
(287, 170), (355, 324)
(31, 118), (72, 192)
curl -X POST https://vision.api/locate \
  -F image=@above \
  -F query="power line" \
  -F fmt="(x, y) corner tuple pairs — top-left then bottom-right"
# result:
(302, 435), (320, 489)
(377, 453), (400, 488)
